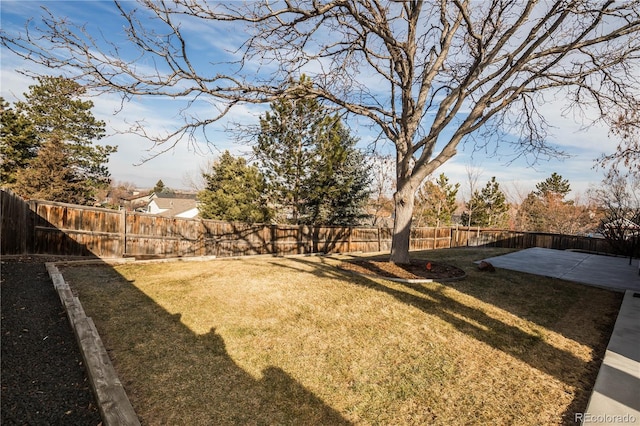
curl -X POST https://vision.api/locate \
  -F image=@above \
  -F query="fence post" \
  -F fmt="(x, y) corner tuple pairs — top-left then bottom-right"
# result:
(28, 200), (37, 254)
(271, 225), (277, 255)
(17, 193), (27, 254)
(449, 226), (453, 248)
(454, 224), (458, 248)
(120, 209), (126, 257)
(19, 196), (28, 254)
(377, 227), (381, 252)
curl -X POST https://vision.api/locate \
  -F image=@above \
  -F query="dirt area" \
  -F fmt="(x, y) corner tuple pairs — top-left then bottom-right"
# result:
(340, 258), (466, 280)
(1, 257), (101, 425)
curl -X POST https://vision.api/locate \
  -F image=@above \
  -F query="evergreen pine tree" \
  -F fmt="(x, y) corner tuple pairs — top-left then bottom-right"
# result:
(6, 76), (116, 203)
(414, 173), (460, 227)
(535, 172), (571, 198)
(197, 151), (271, 223)
(17, 76), (115, 189)
(0, 98), (38, 184)
(519, 173), (586, 233)
(254, 78), (370, 225)
(303, 121), (371, 225)
(13, 134), (88, 203)
(255, 83), (323, 223)
(461, 177), (508, 227)
(154, 179), (166, 194)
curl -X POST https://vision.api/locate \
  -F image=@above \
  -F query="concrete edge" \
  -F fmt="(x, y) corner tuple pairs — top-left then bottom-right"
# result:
(582, 290), (640, 425)
(45, 263), (141, 426)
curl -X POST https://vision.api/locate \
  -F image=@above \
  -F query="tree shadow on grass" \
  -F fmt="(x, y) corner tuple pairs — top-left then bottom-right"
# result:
(64, 252), (618, 425)
(266, 258), (613, 425)
(274, 258), (608, 388)
(276, 258), (621, 425)
(350, 248), (620, 348)
(63, 265), (351, 425)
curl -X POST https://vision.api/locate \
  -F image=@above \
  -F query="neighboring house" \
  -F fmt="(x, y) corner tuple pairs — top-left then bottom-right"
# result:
(105, 189), (153, 211)
(121, 191), (154, 211)
(146, 192), (199, 218)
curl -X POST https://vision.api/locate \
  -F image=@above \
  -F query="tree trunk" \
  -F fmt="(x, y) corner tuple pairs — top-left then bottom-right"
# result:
(390, 185), (415, 264)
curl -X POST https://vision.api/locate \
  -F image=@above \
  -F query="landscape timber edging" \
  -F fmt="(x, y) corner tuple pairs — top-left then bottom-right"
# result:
(45, 263), (141, 426)
(341, 269), (467, 284)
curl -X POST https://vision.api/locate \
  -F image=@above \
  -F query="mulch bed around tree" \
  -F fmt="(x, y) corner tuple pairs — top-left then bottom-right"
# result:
(340, 258), (466, 281)
(1, 257), (102, 426)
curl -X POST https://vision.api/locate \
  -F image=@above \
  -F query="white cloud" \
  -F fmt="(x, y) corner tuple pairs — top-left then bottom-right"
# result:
(0, 58), (40, 101)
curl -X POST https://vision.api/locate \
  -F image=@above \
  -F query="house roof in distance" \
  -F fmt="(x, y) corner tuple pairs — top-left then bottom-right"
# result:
(150, 192), (198, 217)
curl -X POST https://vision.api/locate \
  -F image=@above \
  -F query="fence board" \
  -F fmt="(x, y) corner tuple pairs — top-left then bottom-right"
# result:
(1, 190), (28, 254)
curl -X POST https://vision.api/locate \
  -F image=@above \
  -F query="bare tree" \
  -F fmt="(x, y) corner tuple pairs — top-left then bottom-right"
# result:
(367, 154), (396, 227)
(182, 159), (213, 192)
(598, 109), (640, 178)
(589, 171), (640, 259)
(464, 163), (483, 228)
(3, 1), (639, 263)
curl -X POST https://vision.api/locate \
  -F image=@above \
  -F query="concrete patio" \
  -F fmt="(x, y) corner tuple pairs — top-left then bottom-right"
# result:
(480, 247), (640, 293)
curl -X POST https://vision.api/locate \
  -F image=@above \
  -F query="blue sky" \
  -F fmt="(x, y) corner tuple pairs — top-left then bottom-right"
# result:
(1, 1), (618, 201)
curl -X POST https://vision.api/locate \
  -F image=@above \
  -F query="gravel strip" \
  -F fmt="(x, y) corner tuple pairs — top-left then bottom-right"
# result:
(1, 258), (101, 425)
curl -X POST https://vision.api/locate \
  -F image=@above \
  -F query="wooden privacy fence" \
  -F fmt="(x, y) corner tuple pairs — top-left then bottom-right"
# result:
(1, 189), (616, 258)
(451, 227), (613, 253)
(1, 190), (430, 257)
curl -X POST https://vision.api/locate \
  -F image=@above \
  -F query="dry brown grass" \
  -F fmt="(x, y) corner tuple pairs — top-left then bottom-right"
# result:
(60, 248), (622, 425)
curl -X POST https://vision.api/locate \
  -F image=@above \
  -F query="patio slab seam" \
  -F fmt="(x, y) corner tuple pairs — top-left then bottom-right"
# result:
(558, 256), (589, 281)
